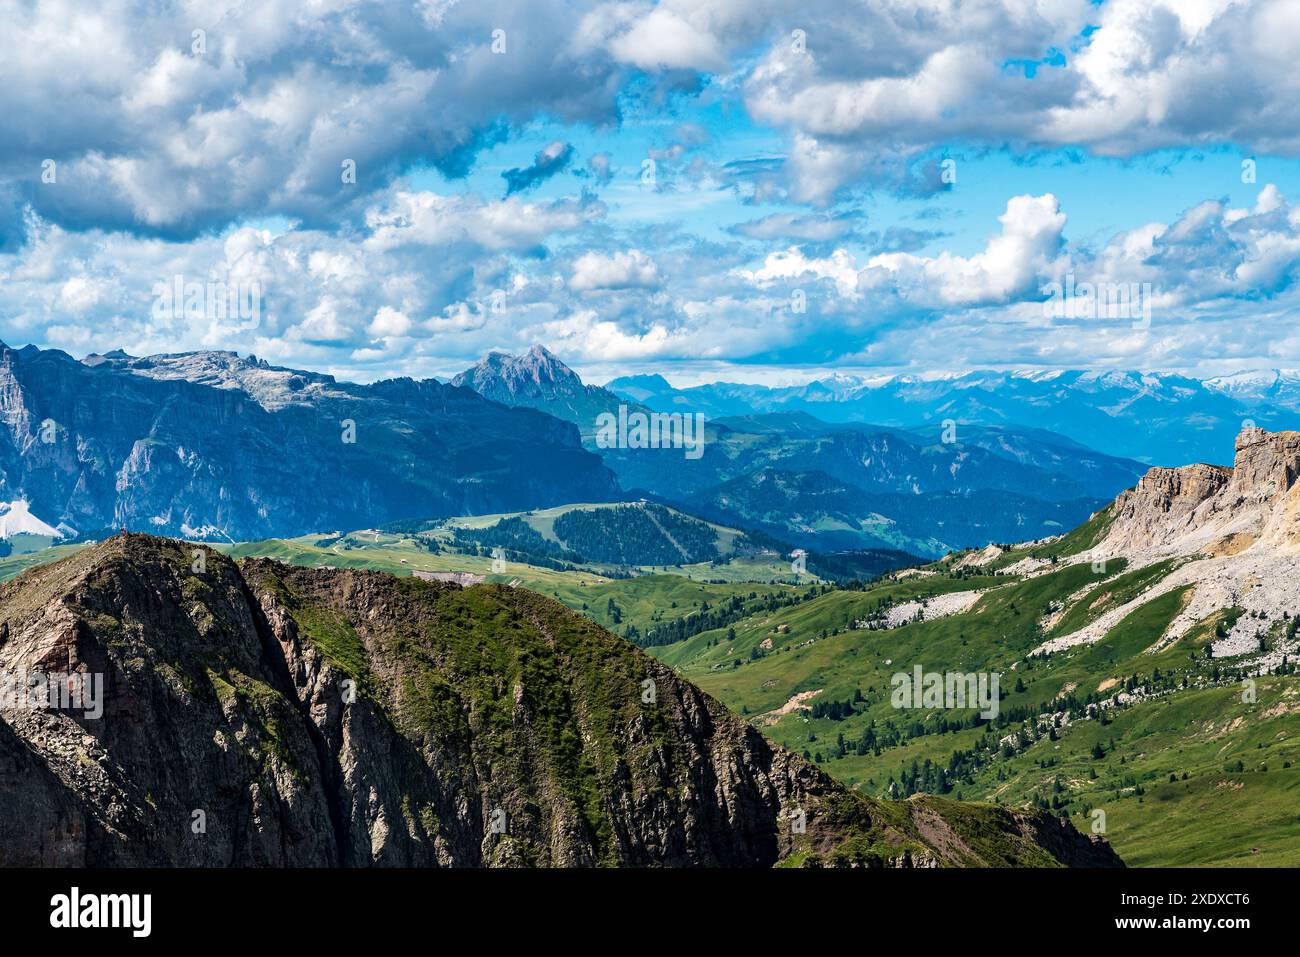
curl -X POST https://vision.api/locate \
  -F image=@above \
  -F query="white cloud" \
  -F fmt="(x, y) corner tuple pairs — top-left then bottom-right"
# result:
(9, 182), (1300, 378)
(368, 306), (413, 339)
(608, 8), (726, 70)
(290, 297), (354, 345)
(569, 249), (661, 291)
(4, 0), (1300, 238)
(364, 192), (593, 254)
(541, 309), (682, 360)
(742, 194), (1068, 307)
(58, 276), (107, 313)
(0, 0), (632, 237)
(587, 0), (1300, 203)
(743, 247), (861, 298)
(864, 194), (1068, 306)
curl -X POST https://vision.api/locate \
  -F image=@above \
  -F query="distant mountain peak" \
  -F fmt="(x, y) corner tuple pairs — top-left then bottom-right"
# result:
(455, 344), (582, 392)
(452, 346), (638, 437)
(607, 373), (672, 388)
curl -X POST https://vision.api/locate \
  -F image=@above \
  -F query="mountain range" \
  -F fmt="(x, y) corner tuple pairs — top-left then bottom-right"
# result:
(10, 338), (1296, 562)
(607, 368), (1300, 466)
(0, 343), (617, 542)
(450, 346), (1148, 556)
(0, 340), (1154, 557)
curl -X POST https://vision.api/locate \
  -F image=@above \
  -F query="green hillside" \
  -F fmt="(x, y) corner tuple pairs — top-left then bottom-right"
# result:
(220, 526), (805, 648)
(649, 552), (1300, 866)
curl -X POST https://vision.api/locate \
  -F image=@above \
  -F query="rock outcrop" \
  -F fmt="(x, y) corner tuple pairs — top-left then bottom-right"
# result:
(1097, 427), (1300, 558)
(0, 535), (1121, 868)
(1035, 428), (1300, 667)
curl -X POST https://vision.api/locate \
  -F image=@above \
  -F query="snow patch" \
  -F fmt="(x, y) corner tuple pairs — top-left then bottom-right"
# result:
(0, 500), (63, 539)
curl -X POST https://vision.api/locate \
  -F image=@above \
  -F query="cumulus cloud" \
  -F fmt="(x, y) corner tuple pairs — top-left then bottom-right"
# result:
(598, 5), (728, 70)
(7, 181), (1300, 378)
(569, 249), (662, 292)
(0, 0), (632, 239)
(740, 194), (1067, 307)
(6, 1), (1300, 382)
(723, 185), (1300, 371)
(0, 184), (601, 371)
(5, 0), (1300, 234)
(362, 191), (598, 254)
(580, 0), (1300, 203)
(368, 306), (413, 339)
(863, 194), (1068, 307)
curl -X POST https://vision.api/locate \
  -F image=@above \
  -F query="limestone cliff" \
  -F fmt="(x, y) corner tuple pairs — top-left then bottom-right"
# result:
(1098, 427), (1300, 558)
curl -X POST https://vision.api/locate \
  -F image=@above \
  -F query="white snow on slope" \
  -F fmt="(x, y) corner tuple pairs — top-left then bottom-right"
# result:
(0, 500), (63, 539)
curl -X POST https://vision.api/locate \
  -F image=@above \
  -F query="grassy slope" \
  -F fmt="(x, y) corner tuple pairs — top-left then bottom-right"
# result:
(0, 543), (85, 582)
(0, 523), (810, 642)
(222, 532), (799, 644)
(652, 555), (1300, 866)
(428, 501), (747, 556)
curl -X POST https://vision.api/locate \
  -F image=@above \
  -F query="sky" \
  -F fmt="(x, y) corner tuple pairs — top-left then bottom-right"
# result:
(3, 0), (1300, 386)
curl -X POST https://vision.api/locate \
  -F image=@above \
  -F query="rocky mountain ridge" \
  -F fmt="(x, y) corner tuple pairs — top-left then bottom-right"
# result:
(0, 534), (1120, 868)
(1006, 427), (1300, 670)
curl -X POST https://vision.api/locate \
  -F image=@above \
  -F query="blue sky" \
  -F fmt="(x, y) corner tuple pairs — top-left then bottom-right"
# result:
(3, 0), (1300, 386)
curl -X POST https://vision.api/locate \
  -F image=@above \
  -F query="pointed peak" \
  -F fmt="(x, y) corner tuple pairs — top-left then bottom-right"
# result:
(456, 344), (581, 387)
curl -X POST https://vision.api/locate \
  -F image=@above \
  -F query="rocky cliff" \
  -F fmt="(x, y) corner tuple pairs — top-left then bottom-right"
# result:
(1030, 427), (1300, 669)
(0, 344), (619, 541)
(0, 535), (1120, 868)
(1098, 426), (1300, 558)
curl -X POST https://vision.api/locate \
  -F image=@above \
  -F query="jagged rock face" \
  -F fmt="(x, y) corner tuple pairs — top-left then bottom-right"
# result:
(1098, 428), (1300, 557)
(452, 344), (583, 399)
(0, 536), (1121, 868)
(0, 537), (336, 865)
(1232, 427), (1300, 506)
(0, 344), (618, 540)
